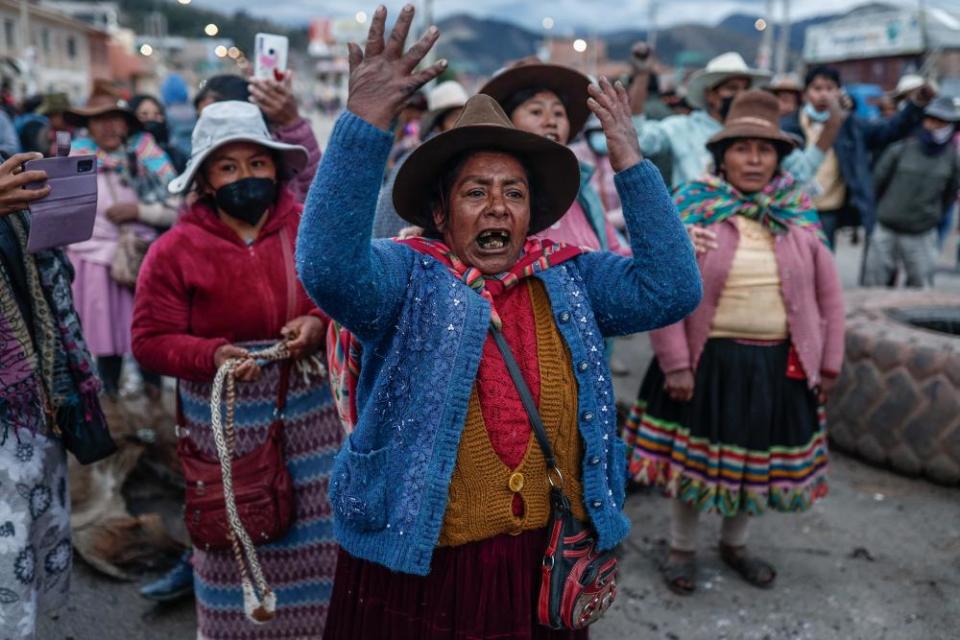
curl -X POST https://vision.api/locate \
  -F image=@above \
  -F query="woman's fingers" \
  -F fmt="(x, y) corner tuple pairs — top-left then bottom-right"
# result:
(386, 4), (416, 59)
(347, 42), (363, 73)
(401, 25), (440, 73)
(586, 97), (613, 126)
(409, 59), (448, 91)
(364, 5), (387, 58)
(615, 80), (631, 111)
(0, 152), (42, 177)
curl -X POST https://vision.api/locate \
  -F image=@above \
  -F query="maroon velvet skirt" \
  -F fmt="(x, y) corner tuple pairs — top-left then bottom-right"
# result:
(323, 528), (589, 640)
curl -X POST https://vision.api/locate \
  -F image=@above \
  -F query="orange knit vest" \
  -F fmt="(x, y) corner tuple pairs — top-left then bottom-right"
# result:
(438, 280), (586, 547)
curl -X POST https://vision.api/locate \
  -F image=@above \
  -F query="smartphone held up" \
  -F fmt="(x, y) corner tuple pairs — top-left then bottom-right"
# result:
(23, 133), (98, 253)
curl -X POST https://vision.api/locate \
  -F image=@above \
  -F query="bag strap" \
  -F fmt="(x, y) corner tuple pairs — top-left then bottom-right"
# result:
(489, 326), (561, 483)
(176, 351), (292, 436)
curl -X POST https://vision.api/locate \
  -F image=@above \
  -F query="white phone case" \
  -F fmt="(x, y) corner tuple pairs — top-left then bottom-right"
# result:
(254, 33), (289, 79)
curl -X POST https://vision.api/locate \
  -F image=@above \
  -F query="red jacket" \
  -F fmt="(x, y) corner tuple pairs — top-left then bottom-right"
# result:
(132, 187), (325, 382)
(650, 218), (845, 388)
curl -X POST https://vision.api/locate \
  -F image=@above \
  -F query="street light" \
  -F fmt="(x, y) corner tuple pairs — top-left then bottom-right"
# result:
(228, 46), (241, 59)
(755, 18), (767, 31)
(177, 0), (191, 4)
(573, 38), (587, 53)
(204, 23), (219, 37)
(139, 43), (153, 56)
(356, 11), (367, 24)
(214, 45), (228, 58)
(542, 17), (554, 30)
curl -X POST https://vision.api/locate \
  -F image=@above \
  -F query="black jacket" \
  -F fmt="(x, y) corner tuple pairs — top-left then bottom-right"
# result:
(781, 102), (924, 233)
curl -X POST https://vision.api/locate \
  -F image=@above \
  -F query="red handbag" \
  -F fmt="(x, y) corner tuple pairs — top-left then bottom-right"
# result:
(490, 327), (618, 630)
(177, 360), (295, 552)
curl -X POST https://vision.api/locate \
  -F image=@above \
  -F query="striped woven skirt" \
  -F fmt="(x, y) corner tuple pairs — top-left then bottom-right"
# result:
(622, 339), (828, 516)
(179, 347), (342, 640)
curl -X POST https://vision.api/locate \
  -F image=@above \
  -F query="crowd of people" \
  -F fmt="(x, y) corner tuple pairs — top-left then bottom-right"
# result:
(1, 3), (959, 639)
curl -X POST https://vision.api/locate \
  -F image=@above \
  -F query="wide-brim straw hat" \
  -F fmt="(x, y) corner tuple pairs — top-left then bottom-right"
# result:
(420, 80), (470, 137)
(706, 89), (797, 154)
(767, 73), (803, 96)
(686, 52), (771, 110)
(64, 79), (141, 130)
(479, 61), (592, 138)
(393, 94), (580, 234)
(168, 100), (308, 194)
(37, 92), (71, 116)
(924, 96), (960, 123)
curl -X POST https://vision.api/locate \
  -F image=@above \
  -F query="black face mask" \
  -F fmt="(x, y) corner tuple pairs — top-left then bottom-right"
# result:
(719, 95), (736, 121)
(214, 177), (276, 226)
(142, 120), (169, 145)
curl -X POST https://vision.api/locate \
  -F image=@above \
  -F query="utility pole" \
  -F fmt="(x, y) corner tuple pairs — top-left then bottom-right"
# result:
(19, 0), (36, 95)
(757, 0), (775, 70)
(647, 1), (658, 50)
(423, 0), (435, 65)
(774, 0), (791, 75)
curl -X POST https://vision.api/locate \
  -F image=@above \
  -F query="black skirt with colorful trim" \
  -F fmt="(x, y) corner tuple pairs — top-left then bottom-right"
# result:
(622, 338), (828, 516)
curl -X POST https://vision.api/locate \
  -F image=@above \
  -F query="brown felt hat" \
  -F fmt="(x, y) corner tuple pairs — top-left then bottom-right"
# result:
(64, 79), (141, 131)
(479, 60), (592, 139)
(706, 89), (797, 154)
(393, 94), (581, 234)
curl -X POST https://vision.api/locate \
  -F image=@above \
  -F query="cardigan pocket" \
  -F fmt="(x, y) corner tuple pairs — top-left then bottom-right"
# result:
(331, 439), (389, 532)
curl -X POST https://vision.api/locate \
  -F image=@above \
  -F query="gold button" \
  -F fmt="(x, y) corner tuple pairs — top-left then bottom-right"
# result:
(508, 472), (525, 493)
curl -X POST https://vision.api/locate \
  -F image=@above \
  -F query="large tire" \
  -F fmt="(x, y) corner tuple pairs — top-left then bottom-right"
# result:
(827, 290), (960, 485)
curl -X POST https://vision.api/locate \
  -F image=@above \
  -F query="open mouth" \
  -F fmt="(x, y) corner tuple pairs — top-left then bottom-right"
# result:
(543, 132), (560, 142)
(476, 229), (511, 251)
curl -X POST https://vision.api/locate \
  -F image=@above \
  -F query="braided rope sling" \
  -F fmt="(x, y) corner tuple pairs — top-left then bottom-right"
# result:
(208, 342), (291, 623)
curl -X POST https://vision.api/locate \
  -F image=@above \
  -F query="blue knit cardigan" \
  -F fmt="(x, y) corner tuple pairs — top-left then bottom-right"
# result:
(296, 112), (702, 576)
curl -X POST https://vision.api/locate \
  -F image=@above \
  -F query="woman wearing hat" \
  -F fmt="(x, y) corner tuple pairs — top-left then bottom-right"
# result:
(131, 101), (342, 638)
(195, 72), (322, 204)
(297, 6), (700, 637)
(65, 80), (176, 400)
(480, 60), (630, 255)
(623, 90), (845, 595)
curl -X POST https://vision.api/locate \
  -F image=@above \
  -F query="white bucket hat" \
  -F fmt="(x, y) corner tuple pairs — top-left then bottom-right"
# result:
(419, 81), (470, 136)
(685, 52), (771, 110)
(168, 100), (309, 194)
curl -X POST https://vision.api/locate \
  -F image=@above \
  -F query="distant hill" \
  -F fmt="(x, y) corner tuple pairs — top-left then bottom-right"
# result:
(434, 14), (540, 75)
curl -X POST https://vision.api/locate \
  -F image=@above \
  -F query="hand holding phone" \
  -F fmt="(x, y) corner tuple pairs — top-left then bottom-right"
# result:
(0, 152), (51, 217)
(249, 69), (300, 128)
(254, 33), (289, 80)
(24, 152), (98, 253)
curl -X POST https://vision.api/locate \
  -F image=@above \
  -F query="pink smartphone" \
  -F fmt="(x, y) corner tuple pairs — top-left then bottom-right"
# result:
(25, 154), (98, 253)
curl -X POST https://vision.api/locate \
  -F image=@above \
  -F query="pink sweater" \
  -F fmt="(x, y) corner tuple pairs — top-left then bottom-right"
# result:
(650, 218), (845, 387)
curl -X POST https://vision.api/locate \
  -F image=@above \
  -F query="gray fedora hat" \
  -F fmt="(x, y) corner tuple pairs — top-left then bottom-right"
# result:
(925, 96), (960, 123)
(168, 100), (308, 194)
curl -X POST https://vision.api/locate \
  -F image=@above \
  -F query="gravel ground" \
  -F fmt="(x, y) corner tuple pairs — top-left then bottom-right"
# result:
(38, 221), (960, 640)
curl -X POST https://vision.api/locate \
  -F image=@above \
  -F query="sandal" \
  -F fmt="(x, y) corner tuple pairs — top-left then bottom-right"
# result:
(661, 550), (697, 595)
(719, 543), (776, 589)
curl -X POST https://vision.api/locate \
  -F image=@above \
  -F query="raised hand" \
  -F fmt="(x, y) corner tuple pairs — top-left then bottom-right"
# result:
(587, 77), (644, 173)
(346, 4), (447, 131)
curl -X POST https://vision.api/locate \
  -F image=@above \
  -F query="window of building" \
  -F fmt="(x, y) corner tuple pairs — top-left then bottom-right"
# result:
(67, 36), (76, 59)
(4, 19), (14, 50)
(41, 28), (50, 53)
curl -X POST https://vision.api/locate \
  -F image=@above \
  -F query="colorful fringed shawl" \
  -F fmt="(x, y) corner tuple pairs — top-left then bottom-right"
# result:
(674, 173), (827, 244)
(0, 212), (105, 441)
